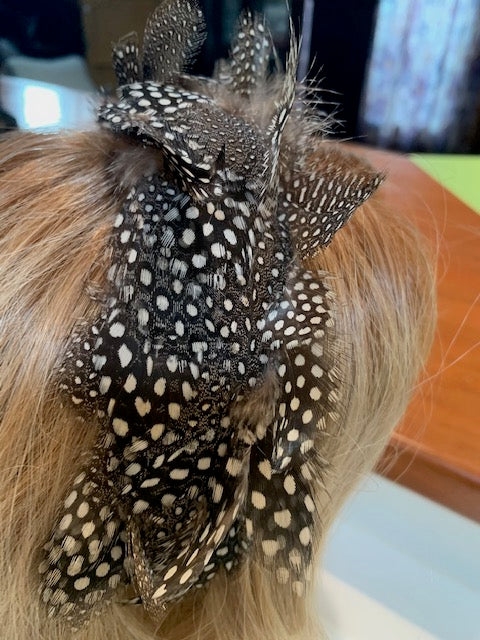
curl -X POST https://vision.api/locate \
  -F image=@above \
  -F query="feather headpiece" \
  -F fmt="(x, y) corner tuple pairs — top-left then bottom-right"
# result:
(39, 0), (382, 627)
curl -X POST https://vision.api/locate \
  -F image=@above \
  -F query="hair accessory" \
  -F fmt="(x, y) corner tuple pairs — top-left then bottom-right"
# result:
(39, 0), (382, 626)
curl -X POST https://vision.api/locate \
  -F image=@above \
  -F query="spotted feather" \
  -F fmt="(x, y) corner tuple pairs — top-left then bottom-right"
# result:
(40, 0), (383, 628)
(247, 439), (316, 595)
(112, 33), (141, 86)
(280, 143), (384, 256)
(214, 10), (272, 98)
(142, 0), (205, 82)
(98, 82), (269, 203)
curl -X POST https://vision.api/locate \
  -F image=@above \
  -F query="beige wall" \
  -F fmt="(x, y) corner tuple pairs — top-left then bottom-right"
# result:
(81, 0), (158, 89)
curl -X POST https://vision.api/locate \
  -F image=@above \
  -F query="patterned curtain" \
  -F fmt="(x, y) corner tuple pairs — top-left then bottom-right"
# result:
(360, 0), (480, 152)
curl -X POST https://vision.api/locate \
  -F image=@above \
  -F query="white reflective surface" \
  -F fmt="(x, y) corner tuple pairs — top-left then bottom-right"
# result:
(319, 572), (438, 640)
(22, 85), (62, 128)
(319, 475), (480, 640)
(0, 75), (96, 131)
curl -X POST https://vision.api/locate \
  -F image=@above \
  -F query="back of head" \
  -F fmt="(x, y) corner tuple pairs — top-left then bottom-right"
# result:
(0, 3), (435, 639)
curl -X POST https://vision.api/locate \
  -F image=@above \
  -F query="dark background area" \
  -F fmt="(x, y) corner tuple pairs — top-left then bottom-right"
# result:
(0, 0), (479, 152)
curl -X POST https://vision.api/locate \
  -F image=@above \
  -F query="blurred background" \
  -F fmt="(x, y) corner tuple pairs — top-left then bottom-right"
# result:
(0, 0), (479, 151)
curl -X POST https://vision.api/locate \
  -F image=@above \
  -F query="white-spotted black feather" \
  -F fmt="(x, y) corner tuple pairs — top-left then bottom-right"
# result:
(40, 0), (382, 628)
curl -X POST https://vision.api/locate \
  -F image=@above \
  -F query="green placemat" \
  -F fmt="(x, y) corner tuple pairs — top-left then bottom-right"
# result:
(411, 154), (480, 214)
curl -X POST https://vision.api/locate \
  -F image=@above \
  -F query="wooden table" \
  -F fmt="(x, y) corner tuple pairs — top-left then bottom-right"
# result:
(353, 146), (480, 522)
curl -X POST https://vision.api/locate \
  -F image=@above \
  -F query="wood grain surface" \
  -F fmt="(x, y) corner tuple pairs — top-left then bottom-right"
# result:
(351, 146), (480, 522)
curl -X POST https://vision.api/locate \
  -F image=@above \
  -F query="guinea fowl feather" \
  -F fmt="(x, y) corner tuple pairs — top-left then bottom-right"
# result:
(38, 1), (383, 628)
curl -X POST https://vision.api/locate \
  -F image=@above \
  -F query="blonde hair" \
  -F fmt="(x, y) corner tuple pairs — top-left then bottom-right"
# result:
(0, 128), (435, 640)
